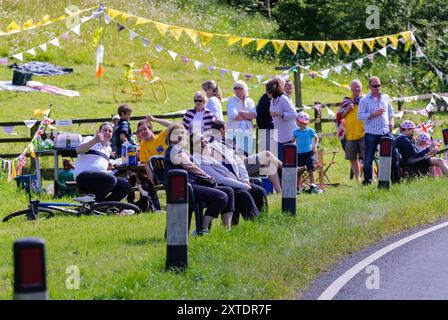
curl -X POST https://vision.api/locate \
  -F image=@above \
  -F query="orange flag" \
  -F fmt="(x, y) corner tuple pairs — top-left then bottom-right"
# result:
(96, 64), (104, 78)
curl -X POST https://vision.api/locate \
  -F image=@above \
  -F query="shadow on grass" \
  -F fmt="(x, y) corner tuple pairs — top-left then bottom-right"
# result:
(125, 237), (164, 246)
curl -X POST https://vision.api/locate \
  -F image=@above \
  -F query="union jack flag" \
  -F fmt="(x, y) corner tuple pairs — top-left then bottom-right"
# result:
(416, 120), (434, 134)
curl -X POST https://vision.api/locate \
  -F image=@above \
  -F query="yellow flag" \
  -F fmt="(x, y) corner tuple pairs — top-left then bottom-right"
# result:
(121, 13), (131, 24)
(136, 17), (150, 25)
(6, 21), (20, 33)
(29, 144), (35, 159)
(300, 41), (313, 54)
(388, 35), (399, 48)
(241, 38), (255, 47)
(364, 38), (376, 52)
(107, 8), (122, 19)
(272, 40), (286, 54)
(327, 41), (339, 54)
(184, 29), (198, 43)
(200, 32), (213, 46)
(352, 40), (364, 53)
(256, 39), (269, 51)
(12, 162), (17, 180)
(53, 15), (66, 23)
(404, 39), (413, 52)
(313, 41), (326, 55)
(154, 23), (169, 36)
(93, 26), (103, 46)
(34, 108), (49, 117)
(170, 27), (183, 41)
(228, 36), (241, 46)
(376, 36), (388, 47)
(23, 19), (34, 29)
(339, 40), (352, 54)
(400, 31), (411, 43)
(286, 41), (299, 54)
(39, 15), (51, 26)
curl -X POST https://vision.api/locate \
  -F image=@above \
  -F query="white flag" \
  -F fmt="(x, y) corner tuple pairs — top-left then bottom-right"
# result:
(425, 97), (436, 113)
(320, 69), (330, 79)
(334, 66), (342, 75)
(326, 106), (336, 118)
(72, 24), (81, 36)
(378, 48), (387, 57)
(50, 38), (60, 47)
(104, 13), (112, 25)
(12, 53), (23, 61)
(96, 44), (104, 70)
(300, 73), (304, 82)
(436, 69), (444, 80)
(256, 75), (264, 83)
(39, 43), (47, 52)
(355, 59), (363, 69)
(129, 30), (137, 41)
(26, 48), (36, 56)
(368, 54), (375, 62)
(141, 38), (149, 47)
(344, 63), (352, 72)
(167, 50), (177, 60)
(394, 111), (404, 119)
(231, 71), (240, 81)
(193, 60), (202, 70)
(24, 120), (38, 128)
(415, 47), (425, 58)
(441, 96), (448, 105)
(80, 16), (90, 24)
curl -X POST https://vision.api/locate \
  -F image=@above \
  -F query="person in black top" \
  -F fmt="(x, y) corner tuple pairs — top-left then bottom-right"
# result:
(256, 93), (274, 130)
(113, 104), (136, 156)
(395, 120), (448, 176)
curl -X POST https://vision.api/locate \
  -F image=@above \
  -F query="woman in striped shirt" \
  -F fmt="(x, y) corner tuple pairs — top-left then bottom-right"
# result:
(182, 91), (216, 134)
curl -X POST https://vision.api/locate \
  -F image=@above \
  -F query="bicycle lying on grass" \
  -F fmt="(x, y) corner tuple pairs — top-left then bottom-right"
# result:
(2, 179), (141, 222)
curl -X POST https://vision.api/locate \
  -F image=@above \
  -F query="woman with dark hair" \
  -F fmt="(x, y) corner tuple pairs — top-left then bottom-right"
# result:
(266, 77), (297, 161)
(74, 122), (131, 202)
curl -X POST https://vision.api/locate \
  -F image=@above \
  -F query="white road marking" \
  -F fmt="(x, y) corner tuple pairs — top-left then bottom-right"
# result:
(318, 220), (448, 300)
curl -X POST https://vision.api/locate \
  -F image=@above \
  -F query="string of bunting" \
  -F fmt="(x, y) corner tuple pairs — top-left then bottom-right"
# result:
(414, 41), (448, 84)
(0, 6), (96, 37)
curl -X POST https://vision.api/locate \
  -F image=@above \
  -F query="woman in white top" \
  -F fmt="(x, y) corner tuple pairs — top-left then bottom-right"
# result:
(202, 80), (224, 121)
(74, 122), (131, 202)
(226, 80), (257, 155)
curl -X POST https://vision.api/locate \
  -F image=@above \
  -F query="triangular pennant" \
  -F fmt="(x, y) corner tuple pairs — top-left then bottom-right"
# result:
(26, 48), (36, 56)
(38, 15), (51, 26)
(207, 65), (215, 74)
(256, 39), (269, 51)
(23, 19), (34, 29)
(104, 13), (112, 25)
(12, 53), (23, 61)
(129, 30), (137, 41)
(2, 126), (14, 135)
(71, 24), (81, 36)
(394, 111), (404, 119)
(300, 74), (304, 82)
(220, 69), (228, 77)
(344, 63), (352, 72)
(24, 120), (38, 128)
(241, 38), (255, 47)
(117, 23), (125, 32)
(334, 66), (342, 75)
(167, 50), (177, 60)
(29, 144), (35, 159)
(404, 39), (413, 52)
(227, 36), (241, 46)
(256, 75), (264, 83)
(141, 38), (149, 47)
(6, 21), (20, 33)
(326, 106), (336, 118)
(121, 13), (131, 24)
(375, 36), (388, 47)
(364, 38), (376, 52)
(355, 58), (364, 69)
(106, 8), (121, 19)
(352, 40), (364, 53)
(0, 58), (8, 65)
(415, 47), (425, 58)
(135, 17), (150, 25)
(154, 44), (163, 53)
(436, 69), (444, 81)
(301, 42), (315, 54)
(49, 38), (60, 47)
(170, 27), (184, 41)
(80, 16), (91, 24)
(285, 41), (299, 54)
(367, 54), (375, 62)
(193, 60), (202, 70)
(320, 69), (330, 79)
(388, 35), (399, 48)
(339, 40), (352, 54)
(378, 47), (387, 57)
(39, 43), (47, 52)
(96, 64), (104, 78)
(60, 32), (69, 40)
(231, 71), (240, 81)
(199, 32), (213, 46)
(327, 41), (339, 55)
(400, 31), (411, 44)
(313, 41), (326, 55)
(154, 23), (169, 36)
(309, 72), (317, 79)
(181, 56), (189, 64)
(272, 40), (286, 54)
(184, 29), (198, 44)
(244, 74), (253, 82)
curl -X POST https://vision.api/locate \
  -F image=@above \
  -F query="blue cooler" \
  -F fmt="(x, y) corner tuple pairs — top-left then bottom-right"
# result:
(262, 177), (273, 194)
(127, 145), (138, 166)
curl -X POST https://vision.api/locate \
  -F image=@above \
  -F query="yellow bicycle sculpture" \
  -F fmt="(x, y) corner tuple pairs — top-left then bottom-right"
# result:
(113, 62), (168, 104)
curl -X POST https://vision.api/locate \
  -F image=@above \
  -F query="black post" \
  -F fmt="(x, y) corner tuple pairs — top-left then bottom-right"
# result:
(314, 102), (322, 132)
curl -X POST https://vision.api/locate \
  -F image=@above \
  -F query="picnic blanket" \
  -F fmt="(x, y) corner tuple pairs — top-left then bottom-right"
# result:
(0, 81), (80, 97)
(10, 62), (73, 76)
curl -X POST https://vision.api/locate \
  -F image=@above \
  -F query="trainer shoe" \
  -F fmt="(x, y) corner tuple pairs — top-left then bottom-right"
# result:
(74, 194), (96, 203)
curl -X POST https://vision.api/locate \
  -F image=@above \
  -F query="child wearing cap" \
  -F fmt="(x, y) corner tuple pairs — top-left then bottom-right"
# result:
(293, 112), (320, 193)
(416, 131), (443, 177)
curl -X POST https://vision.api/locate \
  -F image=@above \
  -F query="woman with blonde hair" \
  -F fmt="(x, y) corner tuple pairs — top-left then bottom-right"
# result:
(202, 80), (224, 121)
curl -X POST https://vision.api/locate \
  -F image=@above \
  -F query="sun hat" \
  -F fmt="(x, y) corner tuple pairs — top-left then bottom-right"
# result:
(400, 120), (416, 129)
(296, 111), (310, 124)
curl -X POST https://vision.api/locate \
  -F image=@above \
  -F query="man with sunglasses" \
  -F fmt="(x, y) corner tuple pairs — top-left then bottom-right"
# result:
(358, 76), (398, 185)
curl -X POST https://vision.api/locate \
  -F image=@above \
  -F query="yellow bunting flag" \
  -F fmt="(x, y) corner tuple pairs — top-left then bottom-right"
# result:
(300, 41), (313, 54)
(135, 17), (150, 25)
(404, 39), (413, 52)
(272, 40), (286, 54)
(400, 31), (411, 43)
(154, 22), (169, 36)
(339, 40), (352, 54)
(241, 37), (255, 47)
(388, 35), (399, 48)
(256, 39), (270, 51)
(23, 19), (34, 29)
(121, 13), (131, 24)
(38, 15), (51, 26)
(184, 29), (198, 43)
(352, 40), (364, 53)
(33, 108), (50, 117)
(11, 162), (16, 180)
(199, 32), (213, 46)
(170, 27), (184, 41)
(375, 36), (388, 47)
(53, 15), (66, 23)
(93, 26), (103, 46)
(313, 41), (326, 55)
(107, 8), (122, 19)
(286, 41), (299, 54)
(29, 144), (35, 159)
(364, 38), (376, 52)
(326, 41), (339, 54)
(228, 36), (241, 46)
(6, 21), (20, 33)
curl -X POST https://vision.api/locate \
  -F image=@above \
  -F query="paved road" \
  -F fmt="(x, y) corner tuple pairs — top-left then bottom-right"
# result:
(303, 218), (448, 300)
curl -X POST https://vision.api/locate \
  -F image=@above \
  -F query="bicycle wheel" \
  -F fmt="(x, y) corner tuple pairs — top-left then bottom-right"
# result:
(112, 79), (142, 103)
(2, 208), (54, 223)
(90, 202), (141, 216)
(150, 77), (168, 103)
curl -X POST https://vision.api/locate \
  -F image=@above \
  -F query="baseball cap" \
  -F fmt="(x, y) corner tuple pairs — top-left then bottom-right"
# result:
(400, 120), (416, 129)
(296, 111), (310, 124)
(112, 114), (120, 121)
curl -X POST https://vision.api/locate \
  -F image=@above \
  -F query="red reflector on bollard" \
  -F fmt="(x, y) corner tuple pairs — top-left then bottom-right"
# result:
(380, 138), (392, 157)
(170, 175), (187, 202)
(20, 247), (44, 288)
(443, 129), (448, 145)
(283, 144), (297, 167)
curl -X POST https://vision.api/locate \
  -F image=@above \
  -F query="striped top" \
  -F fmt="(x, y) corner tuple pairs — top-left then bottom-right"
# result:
(182, 107), (216, 134)
(358, 93), (394, 135)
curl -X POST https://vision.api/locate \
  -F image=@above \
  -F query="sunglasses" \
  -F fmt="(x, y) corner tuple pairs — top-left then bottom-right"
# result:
(233, 87), (243, 90)
(371, 84), (381, 88)
(194, 99), (203, 103)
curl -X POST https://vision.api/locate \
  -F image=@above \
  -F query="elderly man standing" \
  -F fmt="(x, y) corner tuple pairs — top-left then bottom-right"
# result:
(357, 76), (395, 185)
(337, 79), (365, 181)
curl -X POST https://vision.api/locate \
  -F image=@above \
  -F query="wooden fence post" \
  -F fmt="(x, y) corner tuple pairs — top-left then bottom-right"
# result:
(314, 102), (322, 132)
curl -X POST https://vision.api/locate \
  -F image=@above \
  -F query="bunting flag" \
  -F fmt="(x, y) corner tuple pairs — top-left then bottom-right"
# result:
(167, 50), (177, 60)
(169, 27), (183, 41)
(228, 36), (241, 46)
(184, 29), (198, 43)
(327, 41), (339, 55)
(2, 126), (14, 135)
(300, 41), (313, 55)
(286, 41), (299, 54)
(352, 40), (364, 53)
(364, 38), (376, 52)
(241, 38), (255, 47)
(339, 41), (352, 54)
(0, 58), (8, 65)
(256, 39), (269, 51)
(313, 41), (326, 55)
(376, 36), (388, 47)
(24, 120), (38, 128)
(271, 40), (286, 54)
(200, 32), (213, 46)
(231, 71), (240, 81)
(355, 58), (363, 68)
(155, 23), (169, 36)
